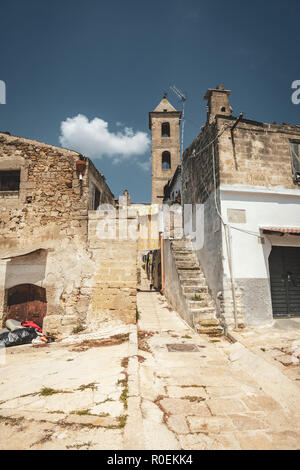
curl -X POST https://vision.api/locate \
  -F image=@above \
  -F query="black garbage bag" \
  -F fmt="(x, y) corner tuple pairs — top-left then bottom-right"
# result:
(0, 327), (38, 348)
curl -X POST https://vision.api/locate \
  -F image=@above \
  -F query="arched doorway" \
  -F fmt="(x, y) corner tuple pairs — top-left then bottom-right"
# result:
(5, 284), (47, 326)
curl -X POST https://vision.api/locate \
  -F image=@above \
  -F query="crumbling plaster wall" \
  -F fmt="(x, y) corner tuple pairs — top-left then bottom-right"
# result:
(182, 122), (226, 323)
(217, 117), (300, 326)
(0, 133), (115, 335)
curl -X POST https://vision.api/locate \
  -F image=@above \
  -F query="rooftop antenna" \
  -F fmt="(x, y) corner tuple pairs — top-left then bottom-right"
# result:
(170, 85), (187, 162)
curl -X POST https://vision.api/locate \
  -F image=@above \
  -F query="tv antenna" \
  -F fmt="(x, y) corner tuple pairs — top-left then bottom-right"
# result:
(170, 85), (187, 162)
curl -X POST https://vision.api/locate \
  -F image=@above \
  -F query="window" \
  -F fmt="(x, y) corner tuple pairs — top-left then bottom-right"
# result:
(0, 170), (20, 192)
(290, 142), (300, 182)
(94, 187), (101, 210)
(161, 122), (170, 138)
(162, 151), (171, 170)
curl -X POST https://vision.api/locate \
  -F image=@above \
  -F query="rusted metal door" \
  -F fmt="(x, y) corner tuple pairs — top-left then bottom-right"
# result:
(6, 284), (47, 325)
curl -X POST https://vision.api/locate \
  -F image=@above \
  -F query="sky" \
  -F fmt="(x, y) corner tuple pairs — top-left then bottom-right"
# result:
(0, 0), (299, 202)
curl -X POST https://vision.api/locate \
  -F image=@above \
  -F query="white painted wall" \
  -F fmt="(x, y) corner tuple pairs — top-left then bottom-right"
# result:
(220, 186), (300, 280)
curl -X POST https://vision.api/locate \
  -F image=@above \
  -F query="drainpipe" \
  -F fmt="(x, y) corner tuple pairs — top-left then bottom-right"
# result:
(226, 224), (238, 329)
(160, 232), (165, 294)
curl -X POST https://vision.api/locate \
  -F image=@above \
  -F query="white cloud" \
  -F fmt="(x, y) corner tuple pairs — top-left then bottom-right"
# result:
(59, 114), (150, 165)
(137, 159), (151, 171)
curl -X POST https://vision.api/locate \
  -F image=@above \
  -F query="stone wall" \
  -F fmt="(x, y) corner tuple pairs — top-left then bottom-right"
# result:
(182, 108), (300, 329)
(87, 210), (137, 329)
(0, 132), (115, 335)
(163, 239), (190, 324)
(218, 117), (300, 189)
(182, 122), (226, 323)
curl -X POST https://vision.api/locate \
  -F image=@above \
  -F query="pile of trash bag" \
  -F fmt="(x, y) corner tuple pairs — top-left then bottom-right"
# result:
(0, 319), (55, 348)
(0, 327), (38, 348)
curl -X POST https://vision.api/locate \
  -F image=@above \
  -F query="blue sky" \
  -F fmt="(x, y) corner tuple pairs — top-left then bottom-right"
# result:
(0, 0), (299, 202)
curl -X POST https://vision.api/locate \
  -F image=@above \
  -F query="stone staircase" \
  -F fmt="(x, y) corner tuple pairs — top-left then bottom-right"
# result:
(171, 239), (223, 337)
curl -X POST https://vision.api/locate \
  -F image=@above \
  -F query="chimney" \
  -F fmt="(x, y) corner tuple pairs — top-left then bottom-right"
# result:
(120, 189), (130, 206)
(204, 85), (232, 124)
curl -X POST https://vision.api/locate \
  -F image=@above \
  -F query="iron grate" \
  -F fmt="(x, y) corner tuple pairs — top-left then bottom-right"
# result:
(167, 343), (200, 352)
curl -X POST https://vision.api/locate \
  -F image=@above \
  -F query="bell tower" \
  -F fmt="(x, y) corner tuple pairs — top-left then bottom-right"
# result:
(149, 97), (182, 204)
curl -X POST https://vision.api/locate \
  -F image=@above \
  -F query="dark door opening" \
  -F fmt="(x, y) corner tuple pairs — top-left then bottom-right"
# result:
(5, 284), (47, 326)
(269, 246), (300, 318)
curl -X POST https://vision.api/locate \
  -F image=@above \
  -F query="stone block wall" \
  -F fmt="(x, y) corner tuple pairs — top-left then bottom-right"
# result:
(87, 211), (137, 329)
(217, 117), (300, 189)
(0, 132), (116, 335)
(182, 111), (300, 329)
(182, 122), (225, 314)
(150, 108), (181, 204)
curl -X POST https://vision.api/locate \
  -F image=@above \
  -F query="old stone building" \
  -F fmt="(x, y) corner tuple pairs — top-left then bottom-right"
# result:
(182, 85), (300, 329)
(0, 132), (137, 336)
(149, 97), (181, 204)
(163, 165), (182, 205)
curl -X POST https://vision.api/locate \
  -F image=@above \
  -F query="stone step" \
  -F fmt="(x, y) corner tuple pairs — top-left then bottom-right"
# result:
(176, 263), (200, 270)
(188, 301), (215, 310)
(197, 318), (220, 327)
(172, 238), (191, 245)
(175, 259), (198, 266)
(179, 271), (204, 280)
(177, 263), (199, 270)
(190, 306), (216, 315)
(172, 249), (192, 255)
(181, 280), (204, 287)
(172, 242), (193, 250)
(183, 286), (209, 294)
(192, 311), (218, 321)
(196, 326), (224, 337)
(174, 254), (197, 261)
(188, 299), (214, 309)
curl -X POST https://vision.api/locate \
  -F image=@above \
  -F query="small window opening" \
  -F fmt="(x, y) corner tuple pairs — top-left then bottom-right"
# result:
(162, 151), (171, 170)
(94, 187), (101, 210)
(161, 122), (170, 137)
(0, 170), (20, 192)
(290, 142), (300, 183)
(221, 107), (226, 112)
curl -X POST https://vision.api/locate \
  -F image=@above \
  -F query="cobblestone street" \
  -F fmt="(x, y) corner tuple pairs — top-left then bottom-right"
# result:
(134, 275), (300, 450)
(0, 273), (299, 450)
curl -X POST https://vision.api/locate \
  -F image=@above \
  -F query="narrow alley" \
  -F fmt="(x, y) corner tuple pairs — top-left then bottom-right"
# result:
(0, 272), (299, 450)
(132, 274), (300, 450)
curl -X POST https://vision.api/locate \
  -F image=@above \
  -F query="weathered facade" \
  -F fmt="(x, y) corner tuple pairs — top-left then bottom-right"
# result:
(0, 132), (137, 336)
(163, 165), (182, 205)
(183, 85), (300, 329)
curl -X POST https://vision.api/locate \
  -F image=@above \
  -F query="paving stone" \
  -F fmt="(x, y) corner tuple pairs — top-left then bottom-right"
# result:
(64, 414), (116, 428)
(159, 398), (211, 416)
(167, 415), (190, 434)
(205, 386), (242, 397)
(178, 433), (216, 450)
(208, 432), (242, 450)
(207, 398), (248, 415)
(229, 413), (268, 431)
(268, 430), (300, 450)
(242, 395), (282, 412)
(235, 431), (275, 450)
(166, 386), (208, 399)
(187, 415), (235, 434)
